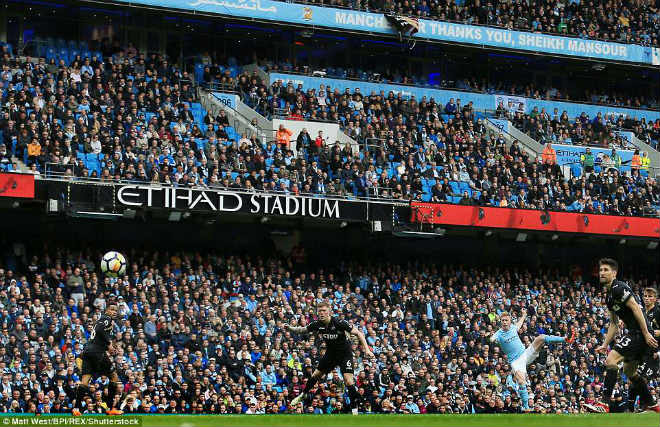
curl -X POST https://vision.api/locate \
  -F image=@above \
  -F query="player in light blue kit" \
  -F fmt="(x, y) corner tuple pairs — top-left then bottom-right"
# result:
(490, 310), (575, 411)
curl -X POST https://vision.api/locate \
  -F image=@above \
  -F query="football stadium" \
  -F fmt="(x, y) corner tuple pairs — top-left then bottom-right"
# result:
(0, 0), (659, 426)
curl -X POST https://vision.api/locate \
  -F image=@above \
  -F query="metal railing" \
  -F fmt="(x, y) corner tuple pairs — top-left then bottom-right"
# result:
(203, 91), (266, 142)
(563, 161), (660, 180)
(363, 137), (387, 155)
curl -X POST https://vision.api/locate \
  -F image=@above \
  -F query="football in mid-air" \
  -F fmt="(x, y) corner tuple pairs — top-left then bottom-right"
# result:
(101, 251), (126, 277)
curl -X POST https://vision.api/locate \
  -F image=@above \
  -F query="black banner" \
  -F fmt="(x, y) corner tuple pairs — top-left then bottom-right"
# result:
(116, 185), (370, 221)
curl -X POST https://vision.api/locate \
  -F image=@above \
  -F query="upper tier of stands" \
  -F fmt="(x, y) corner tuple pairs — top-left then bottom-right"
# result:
(1, 39), (658, 217)
(274, 0), (660, 47)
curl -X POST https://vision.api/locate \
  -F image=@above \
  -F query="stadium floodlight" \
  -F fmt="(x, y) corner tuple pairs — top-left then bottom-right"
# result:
(168, 212), (182, 222)
(515, 233), (527, 242)
(648, 241), (658, 250)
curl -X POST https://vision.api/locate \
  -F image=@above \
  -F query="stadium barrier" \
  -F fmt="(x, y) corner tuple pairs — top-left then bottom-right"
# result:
(33, 177), (400, 224)
(410, 202), (660, 238)
(0, 173), (35, 199)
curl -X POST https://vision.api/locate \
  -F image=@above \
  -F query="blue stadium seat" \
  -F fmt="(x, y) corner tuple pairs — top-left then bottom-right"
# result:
(58, 48), (69, 64)
(459, 182), (471, 193)
(46, 47), (57, 62)
(195, 139), (207, 151)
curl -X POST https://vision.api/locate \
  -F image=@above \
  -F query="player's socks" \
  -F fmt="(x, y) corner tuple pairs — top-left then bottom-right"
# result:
(633, 377), (654, 408)
(74, 384), (90, 408)
(543, 335), (565, 344)
(518, 384), (530, 410)
(602, 367), (618, 404)
(107, 382), (119, 409)
(347, 384), (360, 408)
(294, 375), (319, 405)
(302, 376), (319, 395)
(627, 381), (639, 412)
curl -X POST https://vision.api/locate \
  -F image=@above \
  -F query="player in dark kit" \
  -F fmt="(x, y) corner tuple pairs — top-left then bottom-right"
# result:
(628, 286), (660, 410)
(285, 301), (374, 415)
(642, 287), (660, 340)
(590, 258), (659, 413)
(72, 304), (124, 416)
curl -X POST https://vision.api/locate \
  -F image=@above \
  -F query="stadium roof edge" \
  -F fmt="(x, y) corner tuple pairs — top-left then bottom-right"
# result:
(77, 0), (660, 68)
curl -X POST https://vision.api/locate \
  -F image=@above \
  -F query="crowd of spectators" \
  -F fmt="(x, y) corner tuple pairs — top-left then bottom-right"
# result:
(278, 0), (660, 47)
(260, 60), (660, 113)
(238, 75), (660, 216)
(0, 244), (658, 414)
(199, 58), (660, 150)
(1, 41), (659, 217)
(495, 103), (660, 150)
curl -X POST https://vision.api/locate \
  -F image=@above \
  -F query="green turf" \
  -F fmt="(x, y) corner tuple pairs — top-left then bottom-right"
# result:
(2, 414), (658, 427)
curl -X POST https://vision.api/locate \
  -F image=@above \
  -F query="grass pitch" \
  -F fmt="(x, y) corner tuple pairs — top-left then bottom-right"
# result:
(2, 413), (658, 427)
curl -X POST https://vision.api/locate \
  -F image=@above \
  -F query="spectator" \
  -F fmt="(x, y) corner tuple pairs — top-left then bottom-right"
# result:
(66, 267), (85, 304)
(458, 190), (474, 205)
(580, 148), (595, 173)
(297, 128), (312, 151)
(631, 149), (641, 173)
(641, 152), (651, 173)
(276, 124), (293, 150)
(542, 142), (557, 166)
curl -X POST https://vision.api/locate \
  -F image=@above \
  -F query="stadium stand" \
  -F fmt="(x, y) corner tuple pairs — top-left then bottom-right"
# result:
(196, 60), (660, 151)
(1, 43), (658, 216)
(0, 244), (657, 414)
(258, 61), (660, 112)
(1, 0), (660, 421)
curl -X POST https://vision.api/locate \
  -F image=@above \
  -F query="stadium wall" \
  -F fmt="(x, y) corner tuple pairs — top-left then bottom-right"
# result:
(411, 202), (660, 239)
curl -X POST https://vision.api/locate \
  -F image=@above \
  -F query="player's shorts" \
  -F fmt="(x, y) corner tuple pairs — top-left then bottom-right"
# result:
(80, 351), (114, 377)
(317, 351), (354, 375)
(510, 344), (539, 374)
(613, 333), (649, 363)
